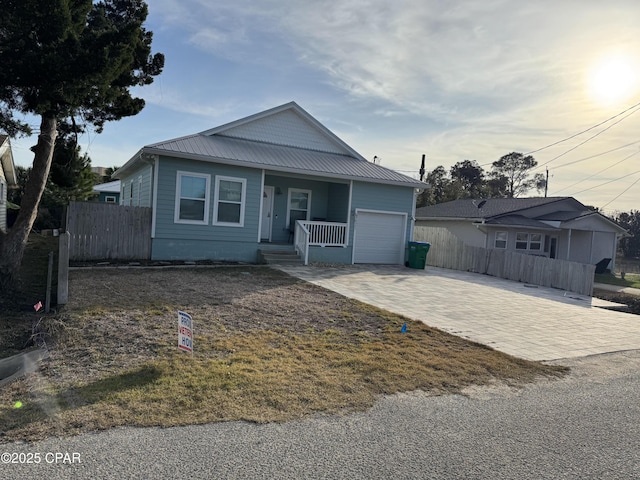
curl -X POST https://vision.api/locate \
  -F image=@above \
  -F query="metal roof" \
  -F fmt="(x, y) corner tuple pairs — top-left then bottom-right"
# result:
(142, 133), (425, 188)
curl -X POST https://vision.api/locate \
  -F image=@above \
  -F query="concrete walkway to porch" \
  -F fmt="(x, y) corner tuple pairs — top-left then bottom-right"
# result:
(275, 264), (640, 362)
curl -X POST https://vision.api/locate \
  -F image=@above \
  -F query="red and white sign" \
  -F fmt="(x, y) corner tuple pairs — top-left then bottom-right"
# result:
(178, 311), (193, 353)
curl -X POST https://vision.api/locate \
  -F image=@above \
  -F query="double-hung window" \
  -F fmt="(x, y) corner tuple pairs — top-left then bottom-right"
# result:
(287, 189), (311, 227)
(494, 231), (507, 249)
(515, 232), (542, 252)
(175, 171), (210, 224)
(213, 176), (246, 226)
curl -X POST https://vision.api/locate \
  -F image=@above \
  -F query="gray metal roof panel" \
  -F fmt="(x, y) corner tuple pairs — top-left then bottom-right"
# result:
(145, 134), (425, 187)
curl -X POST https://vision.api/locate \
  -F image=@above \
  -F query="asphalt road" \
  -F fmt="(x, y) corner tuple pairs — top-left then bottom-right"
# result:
(3, 350), (639, 480)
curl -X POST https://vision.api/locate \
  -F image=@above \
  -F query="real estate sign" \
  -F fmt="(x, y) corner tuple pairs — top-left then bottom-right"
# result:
(178, 311), (193, 354)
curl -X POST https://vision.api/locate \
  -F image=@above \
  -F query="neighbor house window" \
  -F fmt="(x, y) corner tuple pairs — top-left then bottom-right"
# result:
(105, 195), (117, 203)
(529, 233), (542, 251)
(213, 176), (246, 226)
(494, 231), (507, 249)
(287, 189), (311, 227)
(174, 171), (210, 224)
(516, 232), (542, 251)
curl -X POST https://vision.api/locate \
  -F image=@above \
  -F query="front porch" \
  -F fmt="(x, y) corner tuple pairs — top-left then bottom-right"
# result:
(259, 173), (351, 264)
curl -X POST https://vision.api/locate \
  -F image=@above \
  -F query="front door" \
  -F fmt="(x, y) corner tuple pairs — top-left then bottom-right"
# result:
(550, 236), (557, 259)
(261, 186), (274, 241)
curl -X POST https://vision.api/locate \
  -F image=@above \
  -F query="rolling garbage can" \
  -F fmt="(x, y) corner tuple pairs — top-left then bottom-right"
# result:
(407, 241), (430, 269)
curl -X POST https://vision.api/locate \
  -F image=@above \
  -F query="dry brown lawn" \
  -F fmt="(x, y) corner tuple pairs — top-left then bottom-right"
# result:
(0, 266), (565, 443)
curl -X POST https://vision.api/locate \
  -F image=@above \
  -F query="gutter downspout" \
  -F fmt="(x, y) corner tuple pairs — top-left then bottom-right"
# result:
(567, 228), (572, 261)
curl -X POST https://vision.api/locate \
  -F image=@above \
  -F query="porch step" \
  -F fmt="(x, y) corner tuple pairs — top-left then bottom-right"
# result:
(259, 249), (304, 265)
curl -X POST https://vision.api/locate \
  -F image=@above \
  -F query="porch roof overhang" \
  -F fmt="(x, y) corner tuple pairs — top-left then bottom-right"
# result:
(476, 214), (561, 232)
(116, 135), (426, 189)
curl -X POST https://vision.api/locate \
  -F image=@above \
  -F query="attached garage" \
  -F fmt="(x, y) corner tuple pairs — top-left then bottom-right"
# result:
(353, 210), (407, 264)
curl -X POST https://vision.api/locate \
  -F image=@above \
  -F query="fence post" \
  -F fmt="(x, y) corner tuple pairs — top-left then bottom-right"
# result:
(57, 232), (70, 305)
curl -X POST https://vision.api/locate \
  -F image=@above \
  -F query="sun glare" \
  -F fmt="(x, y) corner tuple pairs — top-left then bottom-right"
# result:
(587, 54), (639, 105)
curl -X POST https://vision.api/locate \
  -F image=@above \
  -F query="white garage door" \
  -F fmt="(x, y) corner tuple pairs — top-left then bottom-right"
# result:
(353, 211), (406, 264)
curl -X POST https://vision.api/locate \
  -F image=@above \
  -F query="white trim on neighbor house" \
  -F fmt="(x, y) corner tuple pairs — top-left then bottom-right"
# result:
(0, 178), (5, 204)
(494, 231), (507, 249)
(515, 232), (543, 252)
(286, 188), (312, 228)
(213, 175), (247, 227)
(104, 195), (117, 203)
(174, 170), (211, 225)
(136, 175), (142, 206)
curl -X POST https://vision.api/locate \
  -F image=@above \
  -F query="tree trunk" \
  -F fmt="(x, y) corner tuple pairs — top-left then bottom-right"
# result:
(0, 114), (58, 292)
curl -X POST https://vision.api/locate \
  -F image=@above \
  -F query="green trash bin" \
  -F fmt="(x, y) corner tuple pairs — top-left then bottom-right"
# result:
(407, 241), (430, 269)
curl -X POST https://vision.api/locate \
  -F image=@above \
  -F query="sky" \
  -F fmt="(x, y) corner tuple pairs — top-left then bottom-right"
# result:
(9, 0), (640, 213)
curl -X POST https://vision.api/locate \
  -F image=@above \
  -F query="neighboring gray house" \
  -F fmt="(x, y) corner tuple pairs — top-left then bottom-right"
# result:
(415, 197), (627, 271)
(115, 102), (426, 264)
(93, 180), (121, 203)
(0, 135), (18, 233)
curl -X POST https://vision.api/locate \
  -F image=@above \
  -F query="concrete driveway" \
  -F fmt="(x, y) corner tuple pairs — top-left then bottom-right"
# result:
(276, 265), (640, 361)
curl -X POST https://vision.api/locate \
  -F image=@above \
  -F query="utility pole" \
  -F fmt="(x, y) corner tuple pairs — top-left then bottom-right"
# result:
(419, 154), (426, 182)
(545, 167), (549, 197)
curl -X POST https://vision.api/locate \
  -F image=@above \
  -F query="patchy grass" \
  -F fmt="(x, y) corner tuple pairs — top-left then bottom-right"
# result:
(595, 273), (640, 289)
(0, 267), (566, 443)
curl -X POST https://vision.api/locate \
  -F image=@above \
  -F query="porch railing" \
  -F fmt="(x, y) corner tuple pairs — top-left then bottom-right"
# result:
(294, 221), (310, 265)
(299, 221), (348, 247)
(294, 221), (348, 265)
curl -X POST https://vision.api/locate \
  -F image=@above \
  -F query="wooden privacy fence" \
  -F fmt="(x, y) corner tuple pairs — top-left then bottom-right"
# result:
(413, 226), (595, 296)
(66, 201), (152, 261)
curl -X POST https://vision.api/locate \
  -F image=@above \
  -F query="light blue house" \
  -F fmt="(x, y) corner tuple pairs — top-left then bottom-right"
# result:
(0, 135), (18, 233)
(93, 180), (121, 203)
(115, 102), (426, 264)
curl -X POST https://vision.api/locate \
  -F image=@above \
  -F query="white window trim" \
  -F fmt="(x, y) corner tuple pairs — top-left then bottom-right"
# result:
(0, 178), (5, 204)
(515, 232), (543, 252)
(213, 175), (246, 227)
(286, 188), (312, 227)
(494, 231), (507, 249)
(136, 175), (142, 206)
(174, 171), (211, 225)
(104, 195), (117, 203)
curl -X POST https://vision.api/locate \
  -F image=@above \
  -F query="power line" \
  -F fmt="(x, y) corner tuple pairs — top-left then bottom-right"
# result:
(525, 99), (640, 155)
(569, 168), (640, 196)
(534, 106), (640, 170)
(552, 150), (640, 195)
(601, 172), (640, 209)
(549, 140), (640, 170)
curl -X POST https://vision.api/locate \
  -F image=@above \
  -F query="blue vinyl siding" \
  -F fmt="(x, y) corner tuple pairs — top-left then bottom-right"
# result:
(119, 164), (152, 207)
(152, 156), (262, 260)
(308, 245), (353, 264)
(326, 183), (349, 222)
(146, 156), (415, 263)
